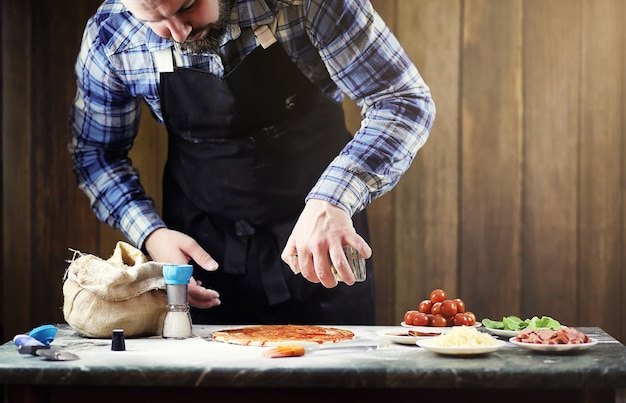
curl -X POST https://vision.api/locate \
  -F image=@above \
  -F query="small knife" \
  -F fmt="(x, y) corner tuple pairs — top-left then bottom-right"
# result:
(35, 348), (80, 361)
(13, 334), (80, 361)
(263, 340), (390, 358)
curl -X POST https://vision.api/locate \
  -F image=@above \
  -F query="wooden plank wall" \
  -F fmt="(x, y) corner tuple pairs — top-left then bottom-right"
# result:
(392, 0), (462, 324)
(1, 0), (625, 344)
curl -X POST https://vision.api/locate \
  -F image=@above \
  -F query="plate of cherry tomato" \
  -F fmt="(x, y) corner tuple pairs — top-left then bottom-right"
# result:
(402, 288), (479, 333)
(401, 322), (481, 334)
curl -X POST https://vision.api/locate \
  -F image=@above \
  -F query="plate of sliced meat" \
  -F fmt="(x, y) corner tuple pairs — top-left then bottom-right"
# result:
(509, 327), (597, 353)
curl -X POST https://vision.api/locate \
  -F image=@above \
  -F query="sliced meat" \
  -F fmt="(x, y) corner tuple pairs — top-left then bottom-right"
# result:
(513, 326), (591, 345)
(538, 329), (555, 341)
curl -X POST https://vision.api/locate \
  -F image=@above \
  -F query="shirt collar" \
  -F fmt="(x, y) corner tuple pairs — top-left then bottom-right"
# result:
(143, 0), (304, 52)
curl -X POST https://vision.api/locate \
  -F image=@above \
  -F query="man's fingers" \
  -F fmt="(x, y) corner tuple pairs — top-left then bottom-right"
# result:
(188, 245), (219, 271)
(189, 295), (221, 309)
(188, 282), (221, 309)
(290, 255), (300, 274)
(281, 240), (301, 274)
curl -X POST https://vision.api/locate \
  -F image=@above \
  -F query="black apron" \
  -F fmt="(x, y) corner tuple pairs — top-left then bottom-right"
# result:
(158, 28), (375, 325)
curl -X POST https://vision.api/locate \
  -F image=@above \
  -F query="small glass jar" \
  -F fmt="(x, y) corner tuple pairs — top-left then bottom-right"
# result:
(330, 246), (367, 282)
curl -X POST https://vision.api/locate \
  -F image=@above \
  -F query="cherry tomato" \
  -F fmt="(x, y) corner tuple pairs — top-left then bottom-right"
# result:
(453, 298), (466, 313)
(465, 311), (476, 325)
(440, 300), (458, 318)
(411, 312), (429, 326)
(430, 314), (447, 327)
(431, 302), (442, 315)
(430, 289), (447, 303)
(418, 299), (433, 314)
(452, 313), (471, 326)
(445, 315), (455, 326)
(404, 310), (419, 325)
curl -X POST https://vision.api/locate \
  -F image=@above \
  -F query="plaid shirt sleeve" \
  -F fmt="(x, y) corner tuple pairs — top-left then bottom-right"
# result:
(69, 14), (166, 248)
(303, 0), (436, 216)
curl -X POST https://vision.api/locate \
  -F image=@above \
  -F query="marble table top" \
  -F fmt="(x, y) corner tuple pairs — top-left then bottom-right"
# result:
(1, 324), (625, 390)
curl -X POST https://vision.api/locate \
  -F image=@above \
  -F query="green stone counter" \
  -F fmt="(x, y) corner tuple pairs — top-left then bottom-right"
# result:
(1, 325), (625, 403)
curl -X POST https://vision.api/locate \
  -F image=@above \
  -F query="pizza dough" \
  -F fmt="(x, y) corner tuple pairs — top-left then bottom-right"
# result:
(211, 324), (355, 346)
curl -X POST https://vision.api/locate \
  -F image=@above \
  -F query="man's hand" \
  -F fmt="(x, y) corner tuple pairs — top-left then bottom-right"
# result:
(281, 199), (371, 288)
(188, 276), (221, 309)
(145, 228), (221, 309)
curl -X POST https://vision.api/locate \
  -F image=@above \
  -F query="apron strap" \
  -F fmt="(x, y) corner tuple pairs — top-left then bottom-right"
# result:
(223, 219), (292, 305)
(253, 25), (277, 49)
(253, 10), (280, 49)
(223, 219), (255, 275)
(153, 47), (184, 73)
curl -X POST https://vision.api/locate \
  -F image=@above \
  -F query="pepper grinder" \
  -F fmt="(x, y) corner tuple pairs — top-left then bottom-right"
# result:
(162, 264), (194, 339)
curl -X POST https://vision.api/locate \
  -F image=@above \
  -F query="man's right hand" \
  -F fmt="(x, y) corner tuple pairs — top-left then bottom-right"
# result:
(144, 228), (221, 309)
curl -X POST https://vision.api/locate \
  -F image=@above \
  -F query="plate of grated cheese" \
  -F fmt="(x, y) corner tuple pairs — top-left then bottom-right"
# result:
(416, 326), (506, 355)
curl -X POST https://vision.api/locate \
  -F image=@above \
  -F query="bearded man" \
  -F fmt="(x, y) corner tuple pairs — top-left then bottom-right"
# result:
(69, 0), (435, 325)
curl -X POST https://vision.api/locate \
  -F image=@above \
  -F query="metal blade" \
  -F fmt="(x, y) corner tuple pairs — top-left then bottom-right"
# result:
(35, 348), (80, 361)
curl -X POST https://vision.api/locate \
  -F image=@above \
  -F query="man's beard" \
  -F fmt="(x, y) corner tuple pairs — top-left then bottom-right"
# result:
(176, 0), (236, 53)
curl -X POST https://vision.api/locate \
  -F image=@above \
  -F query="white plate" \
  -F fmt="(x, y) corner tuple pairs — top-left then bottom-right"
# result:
(416, 338), (506, 355)
(400, 322), (481, 335)
(376, 329), (436, 345)
(509, 337), (598, 353)
(483, 327), (520, 337)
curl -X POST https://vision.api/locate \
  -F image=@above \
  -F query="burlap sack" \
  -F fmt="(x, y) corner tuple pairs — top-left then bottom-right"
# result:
(63, 241), (167, 338)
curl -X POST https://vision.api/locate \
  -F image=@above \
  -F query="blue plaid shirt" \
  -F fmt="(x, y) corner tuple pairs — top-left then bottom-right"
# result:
(69, 0), (435, 248)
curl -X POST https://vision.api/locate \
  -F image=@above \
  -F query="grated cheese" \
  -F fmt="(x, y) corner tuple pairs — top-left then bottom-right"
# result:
(430, 326), (497, 347)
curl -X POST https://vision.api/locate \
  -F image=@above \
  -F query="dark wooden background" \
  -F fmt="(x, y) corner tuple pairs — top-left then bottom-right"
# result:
(1, 0), (625, 344)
